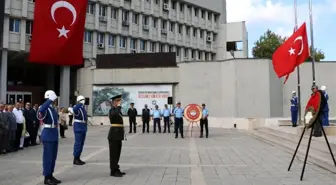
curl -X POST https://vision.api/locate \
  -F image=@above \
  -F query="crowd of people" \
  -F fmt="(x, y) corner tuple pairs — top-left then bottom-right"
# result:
(0, 102), (71, 155)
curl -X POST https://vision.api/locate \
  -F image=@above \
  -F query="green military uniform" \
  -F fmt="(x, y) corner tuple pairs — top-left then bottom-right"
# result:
(108, 94), (126, 177)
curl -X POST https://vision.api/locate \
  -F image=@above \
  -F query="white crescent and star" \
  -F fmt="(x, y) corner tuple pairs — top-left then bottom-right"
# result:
(50, 1), (78, 38)
(288, 36), (304, 56)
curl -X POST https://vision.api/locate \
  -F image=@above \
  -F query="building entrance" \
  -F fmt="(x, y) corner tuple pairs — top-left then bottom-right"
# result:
(6, 91), (32, 105)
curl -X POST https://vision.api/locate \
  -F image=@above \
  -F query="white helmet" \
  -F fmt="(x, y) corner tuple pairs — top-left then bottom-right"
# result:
(292, 91), (296, 94)
(321, 85), (326, 91)
(76, 95), (85, 104)
(44, 90), (56, 99)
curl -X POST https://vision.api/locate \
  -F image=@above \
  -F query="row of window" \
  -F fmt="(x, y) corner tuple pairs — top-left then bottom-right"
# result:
(84, 30), (213, 59)
(9, 18), (214, 42)
(87, 0), (218, 21)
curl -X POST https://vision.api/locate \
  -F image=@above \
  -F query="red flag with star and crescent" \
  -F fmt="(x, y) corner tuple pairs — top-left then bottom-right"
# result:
(29, 0), (88, 65)
(272, 23), (309, 82)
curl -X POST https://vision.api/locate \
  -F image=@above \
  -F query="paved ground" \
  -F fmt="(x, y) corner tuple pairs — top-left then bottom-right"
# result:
(0, 125), (336, 185)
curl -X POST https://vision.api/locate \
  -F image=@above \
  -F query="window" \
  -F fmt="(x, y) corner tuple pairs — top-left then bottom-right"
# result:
(161, 20), (166, 29)
(170, 23), (174, 32)
(99, 5), (107, 16)
(191, 50), (195, 58)
(97, 33), (104, 44)
(160, 44), (165, 52)
(9, 18), (20, 33)
(87, 3), (95, 14)
(194, 8), (198, 16)
(122, 10), (129, 21)
(120, 37), (126, 48)
(108, 35), (115, 47)
(84, 31), (92, 43)
(214, 15), (218, 22)
(178, 25), (182, 34)
(198, 51), (202, 59)
(187, 6), (191, 15)
(130, 39), (136, 50)
(169, 46), (173, 52)
(180, 4), (184, 12)
(200, 30), (203, 38)
(143, 16), (148, 25)
(28, 0), (35, 2)
(155, 0), (159, 4)
(150, 42), (156, 52)
(193, 29), (196, 37)
(132, 13), (138, 24)
(176, 47), (180, 56)
(208, 13), (212, 20)
(201, 10), (205, 18)
(186, 27), (189, 35)
(171, 1), (175, 9)
(153, 18), (157, 28)
(184, 48), (188, 58)
(111, 8), (117, 19)
(26, 20), (33, 34)
(140, 40), (146, 51)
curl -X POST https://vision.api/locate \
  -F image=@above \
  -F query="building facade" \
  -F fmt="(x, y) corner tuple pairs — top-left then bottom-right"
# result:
(1, 0), (248, 106)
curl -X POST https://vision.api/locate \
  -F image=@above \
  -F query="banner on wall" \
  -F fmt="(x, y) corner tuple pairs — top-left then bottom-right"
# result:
(92, 85), (173, 116)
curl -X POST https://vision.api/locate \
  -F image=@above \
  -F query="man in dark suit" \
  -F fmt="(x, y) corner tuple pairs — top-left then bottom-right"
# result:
(142, 104), (150, 133)
(23, 102), (37, 146)
(127, 103), (137, 133)
(0, 103), (9, 154)
(6, 105), (17, 152)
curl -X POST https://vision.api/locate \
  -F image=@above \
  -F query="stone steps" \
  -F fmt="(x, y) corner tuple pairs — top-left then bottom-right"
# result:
(249, 127), (336, 173)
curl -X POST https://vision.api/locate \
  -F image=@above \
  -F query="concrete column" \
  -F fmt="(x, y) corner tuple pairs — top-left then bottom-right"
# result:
(0, 50), (8, 102)
(95, 4), (99, 30)
(129, 11), (133, 35)
(20, 20), (26, 51)
(117, 9), (122, 33)
(22, 0), (28, 18)
(59, 67), (70, 107)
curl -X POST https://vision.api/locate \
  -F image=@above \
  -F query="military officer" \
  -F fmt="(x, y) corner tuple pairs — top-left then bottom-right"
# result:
(108, 94), (126, 177)
(152, 105), (162, 133)
(39, 90), (61, 185)
(72, 95), (88, 165)
(321, 85), (329, 126)
(290, 91), (298, 127)
(173, 102), (184, 138)
(162, 104), (171, 133)
(200, 103), (209, 138)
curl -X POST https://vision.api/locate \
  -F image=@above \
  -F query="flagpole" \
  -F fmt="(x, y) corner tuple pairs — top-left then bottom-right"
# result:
(294, 0), (302, 126)
(308, 0), (316, 84)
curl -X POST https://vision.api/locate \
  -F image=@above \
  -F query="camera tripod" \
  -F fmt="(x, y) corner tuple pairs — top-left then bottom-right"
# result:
(287, 120), (336, 180)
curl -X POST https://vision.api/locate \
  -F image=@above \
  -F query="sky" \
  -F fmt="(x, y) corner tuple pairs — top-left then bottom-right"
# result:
(226, 0), (336, 61)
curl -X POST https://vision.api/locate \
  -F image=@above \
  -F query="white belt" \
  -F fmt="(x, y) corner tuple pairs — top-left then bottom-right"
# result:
(74, 119), (86, 123)
(291, 105), (297, 106)
(44, 124), (57, 128)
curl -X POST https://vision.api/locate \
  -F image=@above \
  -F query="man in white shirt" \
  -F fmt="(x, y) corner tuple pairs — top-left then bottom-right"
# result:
(13, 102), (25, 150)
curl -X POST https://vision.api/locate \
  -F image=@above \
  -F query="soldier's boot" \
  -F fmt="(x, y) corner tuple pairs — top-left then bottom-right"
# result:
(117, 169), (126, 175)
(44, 176), (57, 185)
(50, 175), (62, 184)
(111, 170), (124, 177)
(73, 157), (85, 165)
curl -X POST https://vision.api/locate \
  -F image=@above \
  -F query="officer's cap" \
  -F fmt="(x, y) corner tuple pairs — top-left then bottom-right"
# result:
(110, 94), (122, 101)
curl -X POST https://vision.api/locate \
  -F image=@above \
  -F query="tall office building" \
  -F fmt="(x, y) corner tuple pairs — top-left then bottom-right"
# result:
(0, 0), (247, 105)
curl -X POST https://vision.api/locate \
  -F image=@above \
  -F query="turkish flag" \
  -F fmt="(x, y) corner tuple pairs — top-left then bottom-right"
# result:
(272, 23), (309, 80)
(29, 0), (88, 66)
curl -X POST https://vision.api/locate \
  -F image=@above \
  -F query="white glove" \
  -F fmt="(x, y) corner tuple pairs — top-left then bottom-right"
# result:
(49, 94), (58, 101)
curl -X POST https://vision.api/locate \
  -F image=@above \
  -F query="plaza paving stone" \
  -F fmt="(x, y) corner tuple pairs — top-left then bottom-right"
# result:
(0, 126), (336, 185)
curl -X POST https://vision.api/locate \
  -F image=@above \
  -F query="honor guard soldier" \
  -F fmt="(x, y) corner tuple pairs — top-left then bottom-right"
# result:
(127, 103), (137, 133)
(290, 91), (298, 127)
(163, 104), (171, 133)
(173, 102), (184, 138)
(321, 85), (329, 126)
(38, 90), (61, 185)
(200, 103), (209, 138)
(108, 94), (126, 177)
(72, 95), (88, 165)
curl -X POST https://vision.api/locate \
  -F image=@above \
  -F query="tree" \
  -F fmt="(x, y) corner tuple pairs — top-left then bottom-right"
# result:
(252, 30), (325, 62)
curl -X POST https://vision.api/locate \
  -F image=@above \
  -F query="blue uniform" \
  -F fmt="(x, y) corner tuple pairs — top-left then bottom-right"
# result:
(39, 99), (59, 177)
(290, 96), (298, 126)
(162, 108), (171, 133)
(152, 109), (161, 133)
(173, 107), (184, 138)
(322, 91), (329, 126)
(73, 103), (88, 158)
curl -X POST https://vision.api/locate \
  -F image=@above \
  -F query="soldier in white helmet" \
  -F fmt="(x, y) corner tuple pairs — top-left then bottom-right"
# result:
(321, 85), (329, 126)
(290, 91), (298, 127)
(38, 90), (61, 185)
(72, 95), (88, 165)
